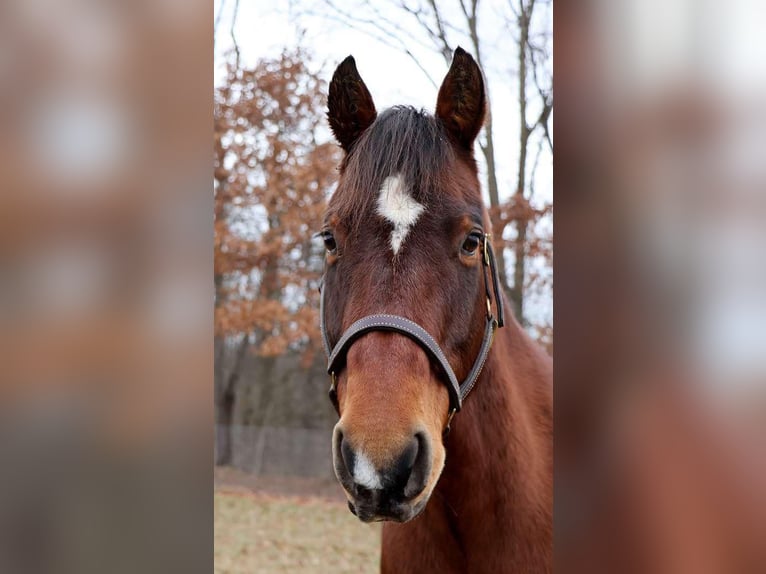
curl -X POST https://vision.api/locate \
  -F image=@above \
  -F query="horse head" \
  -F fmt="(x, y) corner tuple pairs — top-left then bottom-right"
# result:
(322, 48), (495, 523)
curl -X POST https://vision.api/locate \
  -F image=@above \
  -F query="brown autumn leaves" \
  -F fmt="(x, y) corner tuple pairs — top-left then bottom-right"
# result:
(215, 48), (338, 363)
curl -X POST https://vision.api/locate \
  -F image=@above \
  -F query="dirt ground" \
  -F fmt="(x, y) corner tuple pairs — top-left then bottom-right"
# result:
(215, 466), (347, 502)
(215, 467), (381, 573)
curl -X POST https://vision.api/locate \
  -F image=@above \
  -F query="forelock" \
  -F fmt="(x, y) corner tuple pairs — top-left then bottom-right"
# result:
(327, 106), (454, 232)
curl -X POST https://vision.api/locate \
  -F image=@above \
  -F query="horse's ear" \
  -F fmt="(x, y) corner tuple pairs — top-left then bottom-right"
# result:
(328, 56), (377, 152)
(436, 47), (486, 149)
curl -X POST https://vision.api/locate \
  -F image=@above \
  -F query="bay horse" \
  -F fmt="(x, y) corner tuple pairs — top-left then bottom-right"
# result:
(319, 47), (552, 573)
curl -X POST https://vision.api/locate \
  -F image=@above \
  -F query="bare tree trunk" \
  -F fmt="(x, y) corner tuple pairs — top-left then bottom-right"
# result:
(509, 0), (534, 324)
(213, 266), (230, 465)
(214, 334), (249, 466)
(479, 109), (510, 294)
(511, 126), (529, 322)
(251, 355), (279, 476)
(214, 254), (278, 467)
(462, 0), (510, 292)
(214, 367), (235, 465)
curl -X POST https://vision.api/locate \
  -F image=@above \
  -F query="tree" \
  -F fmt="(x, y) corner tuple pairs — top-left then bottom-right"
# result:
(213, 48), (340, 464)
(505, 0), (552, 322)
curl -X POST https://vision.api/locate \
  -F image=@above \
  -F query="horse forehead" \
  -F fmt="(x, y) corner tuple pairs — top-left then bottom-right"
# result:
(376, 173), (425, 256)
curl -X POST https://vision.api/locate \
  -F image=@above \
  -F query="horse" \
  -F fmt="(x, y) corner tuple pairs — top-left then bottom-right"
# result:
(318, 47), (552, 573)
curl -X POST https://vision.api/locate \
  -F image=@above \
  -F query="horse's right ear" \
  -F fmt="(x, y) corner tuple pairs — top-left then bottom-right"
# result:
(436, 47), (486, 150)
(328, 56), (377, 153)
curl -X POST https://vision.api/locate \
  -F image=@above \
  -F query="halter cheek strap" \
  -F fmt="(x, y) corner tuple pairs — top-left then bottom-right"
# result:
(319, 234), (505, 432)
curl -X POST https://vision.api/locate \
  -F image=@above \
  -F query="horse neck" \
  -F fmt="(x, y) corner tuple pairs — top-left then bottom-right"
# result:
(436, 312), (553, 550)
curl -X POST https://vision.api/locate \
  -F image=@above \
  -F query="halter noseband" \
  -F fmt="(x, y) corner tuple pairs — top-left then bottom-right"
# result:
(319, 233), (505, 434)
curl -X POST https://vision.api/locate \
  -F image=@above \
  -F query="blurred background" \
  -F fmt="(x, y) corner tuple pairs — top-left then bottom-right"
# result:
(556, 0), (766, 572)
(4, 0), (763, 572)
(0, 1), (211, 573)
(212, 1), (551, 570)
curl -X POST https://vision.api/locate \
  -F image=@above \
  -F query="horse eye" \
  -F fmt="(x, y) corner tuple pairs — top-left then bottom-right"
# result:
(322, 231), (337, 254)
(461, 233), (482, 255)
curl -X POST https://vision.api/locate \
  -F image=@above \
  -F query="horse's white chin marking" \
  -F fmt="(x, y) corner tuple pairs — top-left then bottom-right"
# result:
(354, 452), (383, 490)
(376, 174), (424, 255)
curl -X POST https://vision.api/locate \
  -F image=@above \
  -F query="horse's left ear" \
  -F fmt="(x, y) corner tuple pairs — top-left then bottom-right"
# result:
(328, 56), (377, 153)
(436, 47), (486, 149)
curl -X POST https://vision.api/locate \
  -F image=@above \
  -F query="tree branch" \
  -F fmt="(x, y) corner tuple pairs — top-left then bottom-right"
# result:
(230, 0), (241, 68)
(309, 1), (439, 87)
(426, 0), (454, 62)
(215, 0), (228, 39)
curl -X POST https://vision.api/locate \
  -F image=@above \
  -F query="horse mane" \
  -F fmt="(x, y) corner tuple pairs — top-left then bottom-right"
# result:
(327, 106), (455, 233)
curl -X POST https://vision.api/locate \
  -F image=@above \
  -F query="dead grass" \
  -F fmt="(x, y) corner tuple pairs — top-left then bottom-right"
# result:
(215, 489), (381, 574)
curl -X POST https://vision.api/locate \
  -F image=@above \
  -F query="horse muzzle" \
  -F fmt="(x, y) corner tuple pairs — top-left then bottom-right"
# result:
(332, 426), (434, 522)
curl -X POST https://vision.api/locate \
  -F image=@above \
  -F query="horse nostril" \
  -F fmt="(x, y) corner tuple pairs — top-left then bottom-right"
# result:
(339, 432), (356, 478)
(384, 432), (430, 498)
(403, 432), (431, 499)
(393, 435), (419, 484)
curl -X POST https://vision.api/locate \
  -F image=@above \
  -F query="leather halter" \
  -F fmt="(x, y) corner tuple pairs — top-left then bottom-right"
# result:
(319, 233), (505, 433)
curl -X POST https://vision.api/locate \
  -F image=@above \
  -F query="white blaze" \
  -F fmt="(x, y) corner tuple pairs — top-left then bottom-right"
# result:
(376, 174), (425, 255)
(353, 452), (383, 490)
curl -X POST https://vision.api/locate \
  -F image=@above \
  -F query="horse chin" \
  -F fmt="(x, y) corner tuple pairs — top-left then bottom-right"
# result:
(348, 492), (431, 524)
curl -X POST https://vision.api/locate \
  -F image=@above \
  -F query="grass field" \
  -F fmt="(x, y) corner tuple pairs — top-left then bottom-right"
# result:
(215, 489), (381, 573)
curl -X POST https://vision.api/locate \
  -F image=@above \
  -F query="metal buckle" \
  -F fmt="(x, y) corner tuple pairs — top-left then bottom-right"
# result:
(483, 233), (491, 266)
(329, 371), (338, 398)
(443, 408), (457, 437)
(328, 371), (339, 413)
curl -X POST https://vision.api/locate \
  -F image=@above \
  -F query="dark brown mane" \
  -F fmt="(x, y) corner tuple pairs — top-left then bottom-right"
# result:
(327, 106), (455, 232)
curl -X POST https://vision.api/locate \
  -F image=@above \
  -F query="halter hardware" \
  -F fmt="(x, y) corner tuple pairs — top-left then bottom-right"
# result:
(319, 232), (505, 432)
(329, 371), (338, 412)
(444, 408), (457, 437)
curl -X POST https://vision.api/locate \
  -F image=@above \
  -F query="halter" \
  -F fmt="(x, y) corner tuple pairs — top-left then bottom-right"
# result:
(319, 233), (505, 434)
